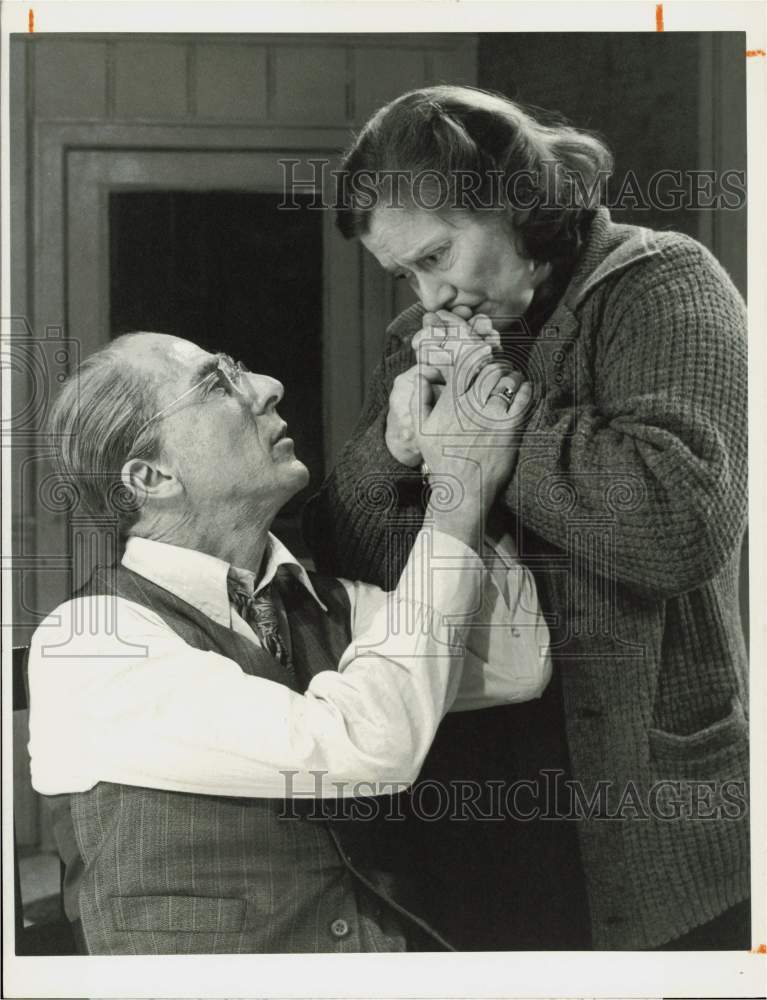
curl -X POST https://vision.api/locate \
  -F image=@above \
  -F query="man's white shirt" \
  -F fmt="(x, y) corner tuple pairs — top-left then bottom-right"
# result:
(28, 527), (550, 799)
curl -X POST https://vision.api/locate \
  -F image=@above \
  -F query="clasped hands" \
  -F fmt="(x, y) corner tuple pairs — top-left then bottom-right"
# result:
(385, 309), (530, 467)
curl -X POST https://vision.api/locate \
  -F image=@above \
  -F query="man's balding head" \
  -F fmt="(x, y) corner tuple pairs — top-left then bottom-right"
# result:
(49, 332), (306, 547)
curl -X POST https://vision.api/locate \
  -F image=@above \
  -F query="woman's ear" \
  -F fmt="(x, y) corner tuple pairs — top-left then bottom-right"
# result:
(120, 457), (182, 509)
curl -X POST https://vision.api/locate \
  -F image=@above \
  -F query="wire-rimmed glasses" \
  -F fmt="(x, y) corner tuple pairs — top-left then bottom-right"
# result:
(131, 353), (249, 449)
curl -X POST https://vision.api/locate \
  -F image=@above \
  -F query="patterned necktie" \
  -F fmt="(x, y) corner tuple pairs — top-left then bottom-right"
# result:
(227, 573), (289, 667)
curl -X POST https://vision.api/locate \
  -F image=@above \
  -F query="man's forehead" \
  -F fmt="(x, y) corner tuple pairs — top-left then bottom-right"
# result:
(128, 333), (209, 369)
(123, 334), (213, 399)
(166, 338), (211, 368)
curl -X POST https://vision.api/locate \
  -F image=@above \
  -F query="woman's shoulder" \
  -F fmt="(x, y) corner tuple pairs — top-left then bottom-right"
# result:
(618, 227), (741, 300)
(645, 226), (724, 268)
(384, 301), (426, 352)
(577, 215), (743, 315)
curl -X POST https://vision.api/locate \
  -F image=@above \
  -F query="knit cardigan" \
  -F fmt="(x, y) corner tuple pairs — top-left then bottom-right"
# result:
(304, 207), (750, 949)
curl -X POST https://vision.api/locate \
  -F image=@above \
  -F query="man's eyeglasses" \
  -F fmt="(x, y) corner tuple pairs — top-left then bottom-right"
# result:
(132, 353), (250, 446)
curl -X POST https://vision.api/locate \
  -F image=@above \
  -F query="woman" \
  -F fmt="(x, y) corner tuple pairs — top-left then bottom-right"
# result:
(304, 86), (749, 951)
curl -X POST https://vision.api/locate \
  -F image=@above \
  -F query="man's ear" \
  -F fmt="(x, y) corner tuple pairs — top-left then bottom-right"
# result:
(120, 457), (182, 507)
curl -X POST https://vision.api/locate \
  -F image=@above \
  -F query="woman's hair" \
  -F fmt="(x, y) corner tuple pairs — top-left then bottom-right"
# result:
(336, 85), (614, 263)
(47, 333), (162, 535)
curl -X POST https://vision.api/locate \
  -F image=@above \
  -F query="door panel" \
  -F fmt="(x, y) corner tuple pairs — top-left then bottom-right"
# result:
(66, 148), (367, 462)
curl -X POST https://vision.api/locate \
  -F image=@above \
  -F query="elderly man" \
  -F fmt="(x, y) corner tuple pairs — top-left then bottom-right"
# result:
(28, 331), (549, 955)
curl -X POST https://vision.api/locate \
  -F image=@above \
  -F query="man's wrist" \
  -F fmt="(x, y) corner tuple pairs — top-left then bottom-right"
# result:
(428, 505), (480, 552)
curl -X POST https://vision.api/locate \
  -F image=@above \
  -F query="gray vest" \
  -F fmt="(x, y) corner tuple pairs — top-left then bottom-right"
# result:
(50, 564), (450, 954)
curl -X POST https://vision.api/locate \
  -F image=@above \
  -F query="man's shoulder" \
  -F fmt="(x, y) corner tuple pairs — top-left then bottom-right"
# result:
(76, 563), (201, 621)
(31, 563), (182, 650)
(75, 563), (144, 600)
(28, 588), (170, 662)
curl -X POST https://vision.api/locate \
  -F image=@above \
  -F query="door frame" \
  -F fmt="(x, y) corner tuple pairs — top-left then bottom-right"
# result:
(58, 134), (368, 464)
(20, 121), (387, 632)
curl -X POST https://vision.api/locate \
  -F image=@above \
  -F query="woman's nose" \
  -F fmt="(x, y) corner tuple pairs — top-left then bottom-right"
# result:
(248, 373), (284, 412)
(416, 275), (456, 313)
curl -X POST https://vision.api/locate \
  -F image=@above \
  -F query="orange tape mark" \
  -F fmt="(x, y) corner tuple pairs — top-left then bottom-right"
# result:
(745, 49), (766, 57)
(655, 3), (664, 31)
(28, 8), (34, 31)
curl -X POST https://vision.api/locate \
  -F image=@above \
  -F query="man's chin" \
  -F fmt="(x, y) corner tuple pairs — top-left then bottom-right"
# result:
(286, 458), (310, 489)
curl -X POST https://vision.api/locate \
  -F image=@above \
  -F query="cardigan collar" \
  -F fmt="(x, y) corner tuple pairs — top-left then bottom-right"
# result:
(561, 206), (661, 312)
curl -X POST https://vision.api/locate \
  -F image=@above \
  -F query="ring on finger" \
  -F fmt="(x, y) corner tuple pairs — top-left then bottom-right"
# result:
(488, 385), (516, 406)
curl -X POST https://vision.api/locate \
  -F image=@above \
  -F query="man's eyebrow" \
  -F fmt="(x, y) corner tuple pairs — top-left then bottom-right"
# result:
(188, 355), (221, 387)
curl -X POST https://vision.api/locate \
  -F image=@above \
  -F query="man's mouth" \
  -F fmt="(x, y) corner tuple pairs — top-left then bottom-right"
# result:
(272, 423), (289, 446)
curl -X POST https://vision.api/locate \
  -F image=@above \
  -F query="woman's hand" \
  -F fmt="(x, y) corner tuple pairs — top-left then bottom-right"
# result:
(415, 355), (531, 548)
(413, 310), (502, 358)
(417, 360), (530, 499)
(384, 310), (503, 467)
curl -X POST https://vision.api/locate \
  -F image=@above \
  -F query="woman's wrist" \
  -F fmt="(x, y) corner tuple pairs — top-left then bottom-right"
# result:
(384, 424), (422, 467)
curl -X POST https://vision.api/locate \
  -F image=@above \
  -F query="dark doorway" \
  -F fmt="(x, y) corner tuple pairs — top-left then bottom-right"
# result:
(109, 191), (324, 555)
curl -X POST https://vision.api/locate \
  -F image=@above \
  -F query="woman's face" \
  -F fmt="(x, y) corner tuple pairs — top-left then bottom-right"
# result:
(361, 207), (549, 331)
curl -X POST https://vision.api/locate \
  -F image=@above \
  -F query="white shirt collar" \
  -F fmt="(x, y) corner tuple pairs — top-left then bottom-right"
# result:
(122, 534), (327, 629)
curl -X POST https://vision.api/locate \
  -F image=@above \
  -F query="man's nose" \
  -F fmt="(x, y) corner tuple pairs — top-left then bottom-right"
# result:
(416, 275), (456, 313)
(248, 373), (284, 412)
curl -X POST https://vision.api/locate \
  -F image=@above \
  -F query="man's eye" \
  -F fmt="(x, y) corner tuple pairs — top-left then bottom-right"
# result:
(205, 371), (228, 395)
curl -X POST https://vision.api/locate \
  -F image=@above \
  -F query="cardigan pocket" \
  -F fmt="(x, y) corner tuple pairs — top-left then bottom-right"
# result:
(647, 695), (748, 779)
(110, 894), (247, 933)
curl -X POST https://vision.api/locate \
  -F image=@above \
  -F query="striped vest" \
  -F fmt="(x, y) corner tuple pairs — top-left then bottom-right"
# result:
(50, 564), (450, 955)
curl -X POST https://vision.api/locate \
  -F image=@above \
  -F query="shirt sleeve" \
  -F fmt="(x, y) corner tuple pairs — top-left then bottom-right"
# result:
(341, 529), (551, 713)
(27, 526), (482, 800)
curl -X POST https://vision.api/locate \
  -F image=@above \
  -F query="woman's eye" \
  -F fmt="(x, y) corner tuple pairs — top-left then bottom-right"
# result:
(423, 247), (448, 267)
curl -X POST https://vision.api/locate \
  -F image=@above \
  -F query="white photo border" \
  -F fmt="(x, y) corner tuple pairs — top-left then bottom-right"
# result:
(2, 2), (765, 997)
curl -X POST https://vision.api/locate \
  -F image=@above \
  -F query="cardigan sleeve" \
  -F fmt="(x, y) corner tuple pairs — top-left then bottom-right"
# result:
(503, 236), (748, 599)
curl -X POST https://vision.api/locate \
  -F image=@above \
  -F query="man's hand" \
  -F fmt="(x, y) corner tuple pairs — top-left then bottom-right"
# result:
(385, 366), (438, 466)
